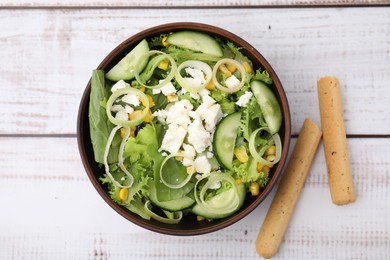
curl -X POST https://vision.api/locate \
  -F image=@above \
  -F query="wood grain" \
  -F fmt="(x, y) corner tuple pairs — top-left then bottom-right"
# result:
(1, 0), (389, 8)
(0, 8), (389, 135)
(0, 137), (389, 259)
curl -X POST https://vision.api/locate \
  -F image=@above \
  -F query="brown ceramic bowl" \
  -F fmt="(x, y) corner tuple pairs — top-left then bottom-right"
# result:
(77, 22), (291, 236)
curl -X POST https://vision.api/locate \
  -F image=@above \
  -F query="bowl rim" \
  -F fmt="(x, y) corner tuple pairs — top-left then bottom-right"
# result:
(77, 22), (291, 236)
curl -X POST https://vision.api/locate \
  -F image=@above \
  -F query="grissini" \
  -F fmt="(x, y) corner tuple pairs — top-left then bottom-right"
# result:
(317, 76), (356, 205)
(256, 118), (322, 258)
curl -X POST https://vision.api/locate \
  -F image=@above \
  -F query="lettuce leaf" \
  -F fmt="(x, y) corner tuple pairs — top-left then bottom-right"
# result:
(89, 70), (120, 164)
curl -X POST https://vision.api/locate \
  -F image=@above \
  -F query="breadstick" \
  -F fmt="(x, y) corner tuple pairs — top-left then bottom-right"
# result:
(256, 118), (322, 259)
(317, 76), (356, 205)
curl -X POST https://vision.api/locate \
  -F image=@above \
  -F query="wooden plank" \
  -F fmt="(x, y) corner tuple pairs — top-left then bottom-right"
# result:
(0, 137), (389, 259)
(0, 0), (389, 7)
(0, 8), (389, 135)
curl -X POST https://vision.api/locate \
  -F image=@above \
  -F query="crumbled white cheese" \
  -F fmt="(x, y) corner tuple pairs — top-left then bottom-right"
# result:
(194, 155), (211, 174)
(153, 81), (177, 96)
(111, 104), (124, 112)
(111, 80), (129, 93)
(122, 93), (140, 106)
(182, 143), (196, 167)
(160, 124), (187, 154)
(152, 109), (167, 123)
(165, 99), (193, 128)
(225, 74), (241, 89)
(236, 91), (253, 107)
(184, 67), (206, 86)
(187, 117), (211, 153)
(115, 110), (128, 121)
(204, 104), (223, 131)
(124, 105), (134, 114)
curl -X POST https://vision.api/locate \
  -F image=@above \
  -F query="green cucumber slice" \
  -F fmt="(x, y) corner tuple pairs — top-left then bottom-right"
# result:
(250, 80), (282, 134)
(166, 31), (223, 57)
(149, 183), (195, 211)
(213, 112), (241, 169)
(106, 39), (149, 81)
(191, 183), (246, 219)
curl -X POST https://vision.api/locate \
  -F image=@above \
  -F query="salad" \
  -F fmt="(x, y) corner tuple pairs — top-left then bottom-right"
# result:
(89, 30), (283, 224)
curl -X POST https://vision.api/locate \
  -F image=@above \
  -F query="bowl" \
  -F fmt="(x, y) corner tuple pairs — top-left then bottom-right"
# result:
(77, 22), (291, 236)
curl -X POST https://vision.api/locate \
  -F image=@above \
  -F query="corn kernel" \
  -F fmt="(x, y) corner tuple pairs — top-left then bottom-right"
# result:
(235, 178), (242, 185)
(141, 94), (155, 108)
(257, 162), (265, 172)
(175, 155), (184, 161)
(197, 215), (205, 221)
(119, 188), (129, 201)
(242, 62), (253, 74)
(205, 80), (215, 90)
(162, 36), (170, 47)
(143, 109), (154, 123)
(266, 155), (275, 163)
(139, 86), (146, 92)
(234, 147), (249, 163)
(128, 110), (143, 120)
(130, 126), (136, 137)
(262, 165), (271, 174)
(265, 145), (276, 156)
(167, 93), (177, 102)
(226, 64), (236, 73)
(186, 166), (194, 174)
(219, 64), (232, 77)
(158, 59), (170, 70)
(120, 128), (127, 139)
(250, 182), (260, 196)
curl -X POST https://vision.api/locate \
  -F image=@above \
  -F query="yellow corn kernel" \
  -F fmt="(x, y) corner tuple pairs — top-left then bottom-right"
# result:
(130, 126), (136, 137)
(262, 165), (271, 174)
(119, 188), (129, 201)
(219, 64), (232, 77)
(143, 109), (154, 123)
(175, 155), (184, 161)
(250, 182), (260, 196)
(141, 94), (155, 108)
(205, 80), (215, 90)
(226, 64), (236, 73)
(186, 166), (194, 174)
(120, 127), (127, 138)
(235, 178), (242, 185)
(120, 127), (136, 138)
(158, 59), (170, 70)
(197, 215), (205, 221)
(139, 86), (146, 92)
(242, 62), (253, 74)
(266, 155), (275, 163)
(128, 110), (143, 120)
(257, 162), (265, 172)
(167, 93), (177, 102)
(265, 145), (276, 156)
(162, 36), (170, 47)
(234, 147), (249, 163)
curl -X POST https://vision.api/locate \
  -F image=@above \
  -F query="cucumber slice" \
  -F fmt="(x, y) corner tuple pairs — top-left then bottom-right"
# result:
(149, 183), (195, 211)
(250, 81), (282, 134)
(213, 112), (241, 169)
(191, 183), (246, 219)
(166, 31), (223, 57)
(106, 39), (149, 81)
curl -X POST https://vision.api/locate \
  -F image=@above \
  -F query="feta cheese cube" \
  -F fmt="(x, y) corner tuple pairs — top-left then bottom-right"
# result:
(115, 110), (128, 121)
(111, 80), (129, 93)
(122, 93), (140, 106)
(194, 155), (212, 174)
(160, 124), (187, 154)
(182, 143), (196, 166)
(187, 117), (211, 153)
(204, 104), (223, 131)
(165, 99), (193, 128)
(225, 75), (241, 89)
(152, 109), (167, 123)
(184, 67), (206, 86)
(111, 104), (124, 112)
(236, 91), (253, 107)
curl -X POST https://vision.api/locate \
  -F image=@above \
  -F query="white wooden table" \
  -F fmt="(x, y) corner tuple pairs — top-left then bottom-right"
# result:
(1, 1), (389, 259)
